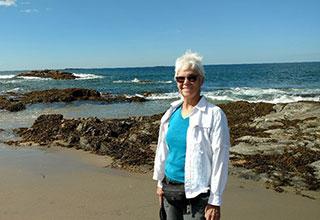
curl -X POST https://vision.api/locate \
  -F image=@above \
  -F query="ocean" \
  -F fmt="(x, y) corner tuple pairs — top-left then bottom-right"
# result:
(0, 62), (320, 128)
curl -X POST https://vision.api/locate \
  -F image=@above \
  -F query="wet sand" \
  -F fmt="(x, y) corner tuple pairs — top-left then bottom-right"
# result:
(0, 144), (319, 220)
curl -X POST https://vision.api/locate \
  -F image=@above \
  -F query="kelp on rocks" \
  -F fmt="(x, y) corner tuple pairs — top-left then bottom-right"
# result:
(5, 101), (320, 192)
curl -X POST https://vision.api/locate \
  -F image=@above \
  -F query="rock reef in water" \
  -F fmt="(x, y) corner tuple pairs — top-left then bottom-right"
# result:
(0, 96), (26, 112)
(17, 70), (78, 80)
(6, 101), (320, 192)
(0, 88), (146, 112)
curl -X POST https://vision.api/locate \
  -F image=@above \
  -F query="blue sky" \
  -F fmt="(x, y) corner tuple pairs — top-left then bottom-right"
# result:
(0, 0), (319, 70)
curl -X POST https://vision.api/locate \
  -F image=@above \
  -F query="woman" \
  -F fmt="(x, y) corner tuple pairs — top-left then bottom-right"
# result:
(153, 51), (230, 220)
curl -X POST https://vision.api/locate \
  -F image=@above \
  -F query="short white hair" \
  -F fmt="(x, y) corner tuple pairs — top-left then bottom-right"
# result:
(174, 50), (205, 78)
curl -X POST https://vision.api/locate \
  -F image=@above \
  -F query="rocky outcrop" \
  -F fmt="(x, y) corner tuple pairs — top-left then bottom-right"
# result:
(0, 88), (146, 112)
(17, 70), (78, 80)
(21, 88), (102, 104)
(0, 96), (26, 112)
(11, 113), (161, 172)
(227, 101), (320, 192)
(5, 101), (320, 192)
(219, 101), (275, 146)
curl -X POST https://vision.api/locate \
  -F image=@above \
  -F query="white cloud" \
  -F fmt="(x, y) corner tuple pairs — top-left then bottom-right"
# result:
(20, 8), (39, 13)
(0, 0), (16, 7)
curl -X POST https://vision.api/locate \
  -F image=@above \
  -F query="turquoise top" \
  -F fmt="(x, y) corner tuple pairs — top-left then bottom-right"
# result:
(165, 106), (189, 183)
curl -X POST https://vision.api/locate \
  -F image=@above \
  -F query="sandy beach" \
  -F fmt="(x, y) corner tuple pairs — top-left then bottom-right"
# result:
(1, 144), (319, 220)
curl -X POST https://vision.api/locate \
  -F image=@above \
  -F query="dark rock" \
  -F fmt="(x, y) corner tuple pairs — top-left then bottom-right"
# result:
(128, 95), (146, 102)
(0, 97), (26, 112)
(231, 146), (320, 191)
(6, 102), (26, 112)
(13, 113), (161, 171)
(21, 88), (101, 104)
(17, 70), (78, 80)
(16, 114), (64, 145)
(0, 88), (146, 112)
(274, 186), (285, 193)
(218, 101), (275, 146)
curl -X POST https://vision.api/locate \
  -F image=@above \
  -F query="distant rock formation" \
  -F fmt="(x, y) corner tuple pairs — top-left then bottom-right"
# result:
(0, 88), (146, 112)
(17, 70), (78, 80)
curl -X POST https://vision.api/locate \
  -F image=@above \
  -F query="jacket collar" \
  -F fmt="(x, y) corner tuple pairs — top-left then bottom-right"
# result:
(193, 96), (207, 112)
(170, 96), (207, 111)
(161, 96), (207, 123)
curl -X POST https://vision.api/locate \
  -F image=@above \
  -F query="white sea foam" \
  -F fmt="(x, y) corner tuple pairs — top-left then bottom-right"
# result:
(0, 75), (16, 79)
(113, 80), (124, 83)
(146, 92), (179, 100)
(17, 76), (52, 80)
(135, 94), (145, 98)
(132, 78), (140, 83)
(1, 79), (23, 84)
(265, 95), (320, 103)
(7, 88), (24, 93)
(113, 78), (172, 84)
(161, 80), (173, 84)
(206, 94), (236, 102)
(128, 78), (152, 84)
(73, 73), (104, 80)
(113, 79), (140, 83)
(228, 87), (287, 96)
(204, 88), (320, 103)
(0, 87), (23, 96)
(145, 88), (320, 104)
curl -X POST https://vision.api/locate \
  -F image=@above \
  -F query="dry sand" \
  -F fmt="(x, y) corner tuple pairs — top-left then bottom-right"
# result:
(0, 145), (319, 220)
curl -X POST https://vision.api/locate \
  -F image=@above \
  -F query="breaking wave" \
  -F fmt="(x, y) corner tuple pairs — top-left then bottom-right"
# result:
(146, 88), (320, 103)
(113, 78), (172, 84)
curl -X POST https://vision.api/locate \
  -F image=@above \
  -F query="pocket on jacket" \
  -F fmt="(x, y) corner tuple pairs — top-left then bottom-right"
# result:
(192, 126), (211, 152)
(194, 125), (210, 141)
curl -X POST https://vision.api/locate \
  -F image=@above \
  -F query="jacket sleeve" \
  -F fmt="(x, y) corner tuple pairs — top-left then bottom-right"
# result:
(208, 109), (230, 206)
(152, 116), (169, 188)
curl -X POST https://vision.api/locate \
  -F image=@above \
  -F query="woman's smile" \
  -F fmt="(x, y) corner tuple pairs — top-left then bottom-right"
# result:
(176, 68), (202, 100)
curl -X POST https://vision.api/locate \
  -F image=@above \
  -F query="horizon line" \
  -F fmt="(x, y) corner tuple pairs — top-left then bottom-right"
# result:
(1, 60), (320, 72)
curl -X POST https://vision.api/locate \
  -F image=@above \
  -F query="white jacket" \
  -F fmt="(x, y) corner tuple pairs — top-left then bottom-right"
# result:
(153, 96), (230, 206)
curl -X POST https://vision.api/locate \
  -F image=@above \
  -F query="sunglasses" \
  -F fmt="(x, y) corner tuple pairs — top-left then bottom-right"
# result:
(175, 75), (199, 83)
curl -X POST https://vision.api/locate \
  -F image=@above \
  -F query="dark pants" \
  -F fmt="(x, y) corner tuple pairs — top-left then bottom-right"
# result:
(163, 192), (209, 220)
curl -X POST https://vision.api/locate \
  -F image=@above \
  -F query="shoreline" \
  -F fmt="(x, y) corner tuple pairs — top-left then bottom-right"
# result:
(3, 100), (320, 192)
(0, 143), (319, 220)
(1, 99), (320, 219)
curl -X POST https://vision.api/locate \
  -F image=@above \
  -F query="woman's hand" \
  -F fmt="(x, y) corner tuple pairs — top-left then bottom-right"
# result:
(205, 204), (220, 220)
(156, 187), (164, 206)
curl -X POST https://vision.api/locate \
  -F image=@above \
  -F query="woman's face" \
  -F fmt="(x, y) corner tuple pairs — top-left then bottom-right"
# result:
(176, 67), (203, 100)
